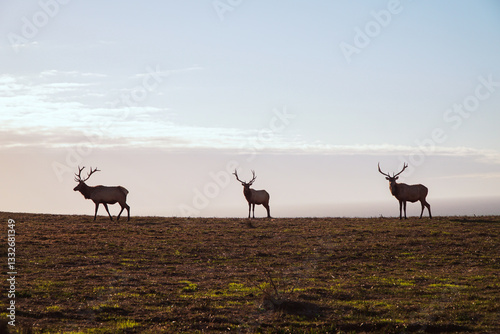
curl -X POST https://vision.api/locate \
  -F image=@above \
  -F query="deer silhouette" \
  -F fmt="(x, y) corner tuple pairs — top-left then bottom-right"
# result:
(233, 169), (271, 218)
(378, 163), (432, 219)
(73, 166), (130, 221)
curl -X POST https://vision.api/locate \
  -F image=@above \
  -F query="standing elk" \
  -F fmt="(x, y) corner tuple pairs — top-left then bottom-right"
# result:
(233, 169), (271, 218)
(73, 166), (130, 221)
(378, 162), (432, 219)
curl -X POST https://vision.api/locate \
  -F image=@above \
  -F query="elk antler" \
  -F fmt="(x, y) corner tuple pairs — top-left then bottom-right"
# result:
(233, 169), (257, 185)
(378, 163), (390, 178)
(233, 169), (244, 184)
(75, 166), (101, 182)
(378, 162), (408, 178)
(393, 163), (408, 178)
(74, 166), (85, 182)
(248, 170), (257, 185)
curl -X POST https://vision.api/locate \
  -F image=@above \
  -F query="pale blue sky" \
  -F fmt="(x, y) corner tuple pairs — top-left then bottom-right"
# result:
(1, 1), (500, 217)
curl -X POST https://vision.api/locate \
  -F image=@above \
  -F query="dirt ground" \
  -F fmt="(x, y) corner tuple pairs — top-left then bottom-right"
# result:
(1, 213), (499, 333)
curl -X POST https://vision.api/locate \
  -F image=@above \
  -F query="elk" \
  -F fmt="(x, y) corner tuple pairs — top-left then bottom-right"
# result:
(233, 169), (271, 218)
(378, 162), (432, 219)
(73, 166), (130, 221)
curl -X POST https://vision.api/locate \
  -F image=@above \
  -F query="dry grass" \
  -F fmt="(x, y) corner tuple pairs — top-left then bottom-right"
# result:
(1, 213), (499, 333)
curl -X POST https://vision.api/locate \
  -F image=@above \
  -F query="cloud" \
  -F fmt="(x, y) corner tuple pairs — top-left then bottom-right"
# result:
(0, 75), (17, 84)
(270, 142), (500, 162)
(9, 41), (39, 53)
(39, 70), (108, 78)
(132, 65), (203, 79)
(2, 72), (500, 168)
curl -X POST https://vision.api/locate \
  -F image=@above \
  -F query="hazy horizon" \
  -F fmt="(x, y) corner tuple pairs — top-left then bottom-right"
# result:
(1, 1), (500, 217)
(1, 147), (499, 218)
(3, 196), (500, 219)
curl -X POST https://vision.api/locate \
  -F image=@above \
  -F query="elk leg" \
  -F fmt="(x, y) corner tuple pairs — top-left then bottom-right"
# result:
(403, 201), (407, 219)
(248, 203), (251, 219)
(117, 203), (130, 222)
(399, 201), (403, 220)
(252, 203), (256, 219)
(424, 201), (432, 219)
(103, 203), (113, 221)
(117, 207), (124, 221)
(94, 203), (100, 221)
(264, 203), (271, 218)
(419, 201), (425, 219)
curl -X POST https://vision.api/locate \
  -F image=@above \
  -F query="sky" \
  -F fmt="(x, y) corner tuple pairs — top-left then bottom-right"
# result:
(1, 1), (500, 218)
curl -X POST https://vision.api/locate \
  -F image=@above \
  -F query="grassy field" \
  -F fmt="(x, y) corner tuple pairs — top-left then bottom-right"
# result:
(1, 213), (499, 333)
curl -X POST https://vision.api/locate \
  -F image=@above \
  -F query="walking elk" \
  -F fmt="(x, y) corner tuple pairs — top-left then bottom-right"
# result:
(378, 163), (432, 219)
(233, 169), (271, 218)
(73, 166), (130, 221)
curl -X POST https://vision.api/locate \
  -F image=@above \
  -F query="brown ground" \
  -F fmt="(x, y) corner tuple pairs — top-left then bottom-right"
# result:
(1, 213), (499, 333)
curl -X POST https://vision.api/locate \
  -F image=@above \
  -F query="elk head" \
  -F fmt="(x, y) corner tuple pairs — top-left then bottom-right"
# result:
(73, 166), (100, 192)
(233, 169), (257, 190)
(378, 162), (408, 192)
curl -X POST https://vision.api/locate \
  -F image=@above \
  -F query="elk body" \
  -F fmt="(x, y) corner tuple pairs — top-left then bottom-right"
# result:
(233, 169), (271, 218)
(73, 167), (130, 221)
(378, 163), (432, 219)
